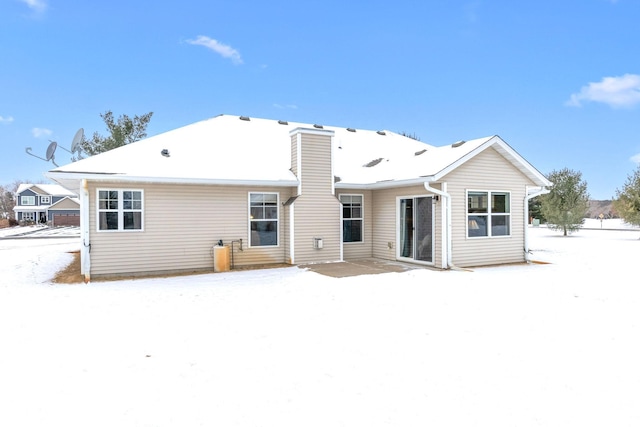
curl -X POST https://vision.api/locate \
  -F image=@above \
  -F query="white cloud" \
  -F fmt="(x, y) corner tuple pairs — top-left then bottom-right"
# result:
(631, 153), (640, 164)
(0, 115), (14, 124)
(566, 74), (640, 108)
(31, 127), (52, 138)
(186, 36), (243, 65)
(20, 0), (48, 13)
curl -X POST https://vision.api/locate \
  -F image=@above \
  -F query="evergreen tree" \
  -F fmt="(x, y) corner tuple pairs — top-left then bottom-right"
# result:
(612, 166), (640, 227)
(540, 168), (589, 236)
(79, 110), (153, 157)
(528, 196), (545, 223)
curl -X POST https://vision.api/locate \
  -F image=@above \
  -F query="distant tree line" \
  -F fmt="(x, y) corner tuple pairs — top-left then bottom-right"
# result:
(529, 165), (640, 235)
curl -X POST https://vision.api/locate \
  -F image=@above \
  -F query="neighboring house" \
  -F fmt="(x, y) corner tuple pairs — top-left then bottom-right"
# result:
(13, 183), (80, 226)
(46, 114), (551, 281)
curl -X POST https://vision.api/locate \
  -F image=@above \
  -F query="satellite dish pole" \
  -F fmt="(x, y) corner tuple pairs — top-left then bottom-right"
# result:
(25, 140), (58, 166)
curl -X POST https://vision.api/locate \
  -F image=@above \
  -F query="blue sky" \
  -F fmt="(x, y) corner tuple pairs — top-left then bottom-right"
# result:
(1, 0), (639, 199)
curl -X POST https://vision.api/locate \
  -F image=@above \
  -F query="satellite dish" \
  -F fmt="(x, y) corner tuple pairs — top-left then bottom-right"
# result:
(46, 141), (57, 160)
(46, 141), (59, 166)
(70, 128), (84, 153)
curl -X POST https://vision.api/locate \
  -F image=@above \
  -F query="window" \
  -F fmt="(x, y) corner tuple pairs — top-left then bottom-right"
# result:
(340, 194), (363, 243)
(467, 191), (510, 237)
(40, 196), (51, 204)
(249, 193), (278, 246)
(97, 189), (143, 231)
(21, 196), (35, 206)
(22, 212), (35, 221)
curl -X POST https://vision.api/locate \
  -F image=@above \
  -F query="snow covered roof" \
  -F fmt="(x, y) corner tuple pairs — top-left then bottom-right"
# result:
(16, 183), (78, 197)
(46, 114), (551, 192)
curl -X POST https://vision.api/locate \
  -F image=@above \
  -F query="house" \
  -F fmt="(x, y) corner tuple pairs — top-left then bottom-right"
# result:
(13, 183), (80, 226)
(46, 114), (551, 281)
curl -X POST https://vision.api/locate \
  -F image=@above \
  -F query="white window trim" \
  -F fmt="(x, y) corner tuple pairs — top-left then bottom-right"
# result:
(339, 193), (364, 244)
(21, 195), (35, 206)
(96, 188), (144, 232)
(40, 196), (51, 204)
(22, 212), (36, 221)
(466, 190), (512, 239)
(248, 192), (280, 248)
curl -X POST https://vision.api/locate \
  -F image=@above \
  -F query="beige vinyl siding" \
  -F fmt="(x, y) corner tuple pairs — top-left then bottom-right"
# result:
(88, 182), (294, 278)
(337, 189), (373, 259)
(371, 184), (442, 267)
(290, 134), (298, 177)
(49, 198), (79, 210)
(444, 147), (536, 268)
(292, 132), (341, 264)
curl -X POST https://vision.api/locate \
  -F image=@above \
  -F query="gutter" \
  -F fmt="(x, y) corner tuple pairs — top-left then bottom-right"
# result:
(46, 171), (300, 189)
(524, 186), (550, 263)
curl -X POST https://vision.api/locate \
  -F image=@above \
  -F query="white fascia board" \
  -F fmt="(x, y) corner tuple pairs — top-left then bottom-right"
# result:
(45, 172), (299, 188)
(335, 176), (436, 190)
(12, 206), (40, 212)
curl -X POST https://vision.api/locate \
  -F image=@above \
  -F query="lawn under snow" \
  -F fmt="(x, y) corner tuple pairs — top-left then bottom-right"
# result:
(1, 220), (640, 427)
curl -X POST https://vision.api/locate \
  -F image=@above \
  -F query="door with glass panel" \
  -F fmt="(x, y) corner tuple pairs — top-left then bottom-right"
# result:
(399, 196), (433, 263)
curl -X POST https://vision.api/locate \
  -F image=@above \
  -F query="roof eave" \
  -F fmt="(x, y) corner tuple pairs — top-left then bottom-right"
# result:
(45, 171), (299, 192)
(335, 176), (435, 190)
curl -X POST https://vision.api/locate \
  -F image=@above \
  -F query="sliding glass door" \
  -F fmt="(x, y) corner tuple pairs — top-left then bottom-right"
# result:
(399, 196), (433, 263)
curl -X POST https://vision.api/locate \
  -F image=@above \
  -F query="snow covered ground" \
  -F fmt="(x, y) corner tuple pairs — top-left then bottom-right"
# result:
(1, 220), (640, 427)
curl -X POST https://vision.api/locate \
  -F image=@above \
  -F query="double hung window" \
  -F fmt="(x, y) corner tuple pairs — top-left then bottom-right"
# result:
(249, 193), (278, 247)
(40, 196), (51, 204)
(97, 189), (143, 231)
(467, 191), (510, 237)
(340, 194), (363, 243)
(21, 196), (35, 206)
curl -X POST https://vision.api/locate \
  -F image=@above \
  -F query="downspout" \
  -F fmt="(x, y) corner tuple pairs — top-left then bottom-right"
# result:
(423, 180), (452, 269)
(524, 186), (550, 263)
(80, 179), (91, 283)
